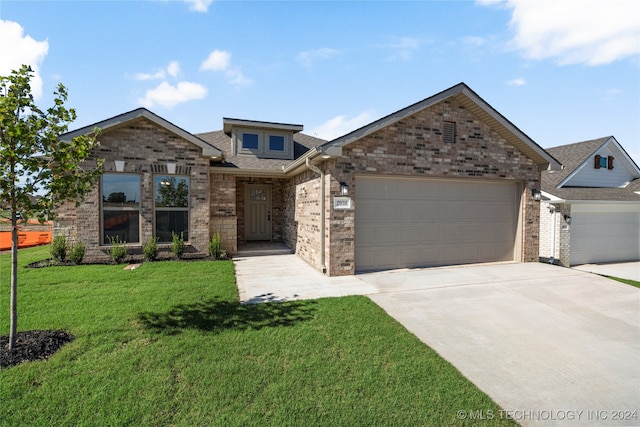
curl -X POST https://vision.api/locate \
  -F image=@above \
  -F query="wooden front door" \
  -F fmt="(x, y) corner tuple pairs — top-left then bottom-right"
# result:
(245, 185), (272, 240)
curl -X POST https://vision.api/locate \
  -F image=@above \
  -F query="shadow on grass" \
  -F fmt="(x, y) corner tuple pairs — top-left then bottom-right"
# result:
(137, 298), (317, 335)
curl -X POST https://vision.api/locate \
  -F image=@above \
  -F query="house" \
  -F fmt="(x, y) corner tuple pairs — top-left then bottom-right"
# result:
(539, 136), (640, 266)
(56, 82), (561, 275)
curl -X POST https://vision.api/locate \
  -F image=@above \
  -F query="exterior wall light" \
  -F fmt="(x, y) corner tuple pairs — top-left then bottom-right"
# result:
(340, 182), (349, 196)
(563, 214), (572, 225)
(532, 189), (541, 201)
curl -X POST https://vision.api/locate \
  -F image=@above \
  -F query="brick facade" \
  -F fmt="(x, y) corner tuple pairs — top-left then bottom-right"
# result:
(315, 97), (541, 275)
(282, 169), (325, 271)
(209, 173), (237, 254)
(56, 88), (549, 274)
(56, 117), (210, 262)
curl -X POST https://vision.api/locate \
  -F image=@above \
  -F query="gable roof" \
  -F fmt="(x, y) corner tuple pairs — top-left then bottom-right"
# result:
(541, 136), (640, 203)
(61, 108), (222, 158)
(542, 137), (611, 189)
(319, 82), (561, 171)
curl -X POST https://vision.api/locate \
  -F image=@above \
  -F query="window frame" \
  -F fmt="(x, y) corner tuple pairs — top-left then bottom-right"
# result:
(100, 173), (141, 245)
(153, 175), (191, 243)
(233, 128), (293, 159)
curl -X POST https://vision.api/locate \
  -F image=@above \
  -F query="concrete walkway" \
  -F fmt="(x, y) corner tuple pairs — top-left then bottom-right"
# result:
(234, 256), (640, 426)
(572, 261), (640, 282)
(234, 254), (376, 303)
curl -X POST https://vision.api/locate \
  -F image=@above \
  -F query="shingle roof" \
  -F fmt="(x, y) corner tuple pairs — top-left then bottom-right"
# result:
(542, 137), (610, 189)
(541, 137), (640, 202)
(196, 130), (325, 171)
(544, 186), (640, 202)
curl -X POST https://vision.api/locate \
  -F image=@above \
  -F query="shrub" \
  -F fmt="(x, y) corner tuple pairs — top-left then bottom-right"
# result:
(171, 232), (185, 259)
(108, 236), (127, 264)
(68, 241), (85, 264)
(50, 234), (68, 262)
(143, 237), (159, 262)
(208, 233), (227, 260)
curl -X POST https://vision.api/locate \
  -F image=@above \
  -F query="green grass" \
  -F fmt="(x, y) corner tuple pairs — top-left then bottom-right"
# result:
(1, 246), (515, 426)
(604, 275), (640, 289)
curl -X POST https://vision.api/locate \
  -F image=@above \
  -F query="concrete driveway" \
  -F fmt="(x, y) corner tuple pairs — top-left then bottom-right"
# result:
(234, 256), (640, 426)
(572, 261), (640, 282)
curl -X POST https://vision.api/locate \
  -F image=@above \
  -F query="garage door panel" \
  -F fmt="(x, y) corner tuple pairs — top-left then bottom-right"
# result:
(355, 176), (519, 272)
(570, 211), (639, 265)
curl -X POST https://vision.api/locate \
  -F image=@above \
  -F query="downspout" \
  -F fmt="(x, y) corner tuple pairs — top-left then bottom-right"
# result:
(549, 204), (556, 264)
(305, 158), (326, 274)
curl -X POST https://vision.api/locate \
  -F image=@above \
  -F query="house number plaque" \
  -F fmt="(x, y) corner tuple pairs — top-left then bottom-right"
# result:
(333, 197), (352, 210)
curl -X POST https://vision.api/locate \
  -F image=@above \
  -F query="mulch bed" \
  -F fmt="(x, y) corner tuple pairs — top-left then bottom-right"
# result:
(1, 330), (74, 368)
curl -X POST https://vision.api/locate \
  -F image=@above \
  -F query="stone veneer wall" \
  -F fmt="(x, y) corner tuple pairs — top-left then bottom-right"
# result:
(320, 97), (542, 276)
(55, 117), (210, 262)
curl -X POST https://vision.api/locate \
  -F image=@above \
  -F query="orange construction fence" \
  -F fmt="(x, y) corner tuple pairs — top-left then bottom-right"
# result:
(0, 221), (53, 251)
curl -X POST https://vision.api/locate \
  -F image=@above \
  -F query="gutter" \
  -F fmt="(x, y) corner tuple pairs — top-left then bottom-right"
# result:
(541, 191), (640, 205)
(305, 158), (327, 274)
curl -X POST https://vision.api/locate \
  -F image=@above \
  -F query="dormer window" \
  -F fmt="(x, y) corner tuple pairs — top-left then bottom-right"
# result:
(594, 155), (614, 170)
(223, 118), (303, 160)
(242, 133), (259, 150)
(269, 135), (285, 151)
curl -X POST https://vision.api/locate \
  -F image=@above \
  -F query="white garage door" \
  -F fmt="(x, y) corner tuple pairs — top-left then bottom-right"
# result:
(570, 210), (640, 265)
(355, 176), (520, 272)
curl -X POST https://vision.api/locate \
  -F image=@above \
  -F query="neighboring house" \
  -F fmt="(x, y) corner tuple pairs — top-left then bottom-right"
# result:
(539, 136), (640, 266)
(56, 82), (560, 275)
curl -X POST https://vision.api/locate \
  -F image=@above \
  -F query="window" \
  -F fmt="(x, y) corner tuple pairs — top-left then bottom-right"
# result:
(443, 121), (456, 144)
(102, 174), (140, 244)
(269, 135), (285, 151)
(242, 133), (259, 150)
(154, 176), (189, 242)
(234, 129), (293, 159)
(594, 155), (614, 170)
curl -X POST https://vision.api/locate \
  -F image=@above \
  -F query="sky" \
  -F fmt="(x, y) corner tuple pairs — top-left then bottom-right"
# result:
(1, 0), (639, 166)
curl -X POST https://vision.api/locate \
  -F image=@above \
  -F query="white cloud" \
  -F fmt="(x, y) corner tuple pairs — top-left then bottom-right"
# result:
(200, 50), (231, 71)
(0, 20), (49, 99)
(309, 110), (376, 141)
(135, 70), (165, 81)
(184, 0), (213, 13)
(507, 77), (526, 86)
(226, 69), (252, 87)
(167, 61), (181, 78)
(137, 81), (207, 108)
(297, 48), (339, 67)
(200, 50), (252, 87)
(479, 0), (640, 65)
(135, 61), (181, 81)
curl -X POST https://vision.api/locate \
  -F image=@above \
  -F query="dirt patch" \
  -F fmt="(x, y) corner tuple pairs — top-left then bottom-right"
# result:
(1, 330), (74, 368)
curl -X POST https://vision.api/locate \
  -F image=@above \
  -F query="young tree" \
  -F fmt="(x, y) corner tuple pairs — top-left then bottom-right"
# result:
(0, 65), (103, 349)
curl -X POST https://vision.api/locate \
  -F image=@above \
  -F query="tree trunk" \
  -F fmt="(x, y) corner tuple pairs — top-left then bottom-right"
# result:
(9, 209), (18, 349)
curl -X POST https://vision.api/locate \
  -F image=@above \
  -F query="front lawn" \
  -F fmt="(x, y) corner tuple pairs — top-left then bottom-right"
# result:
(1, 246), (514, 426)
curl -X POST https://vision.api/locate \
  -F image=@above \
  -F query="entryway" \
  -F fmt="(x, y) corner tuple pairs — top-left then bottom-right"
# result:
(245, 185), (271, 241)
